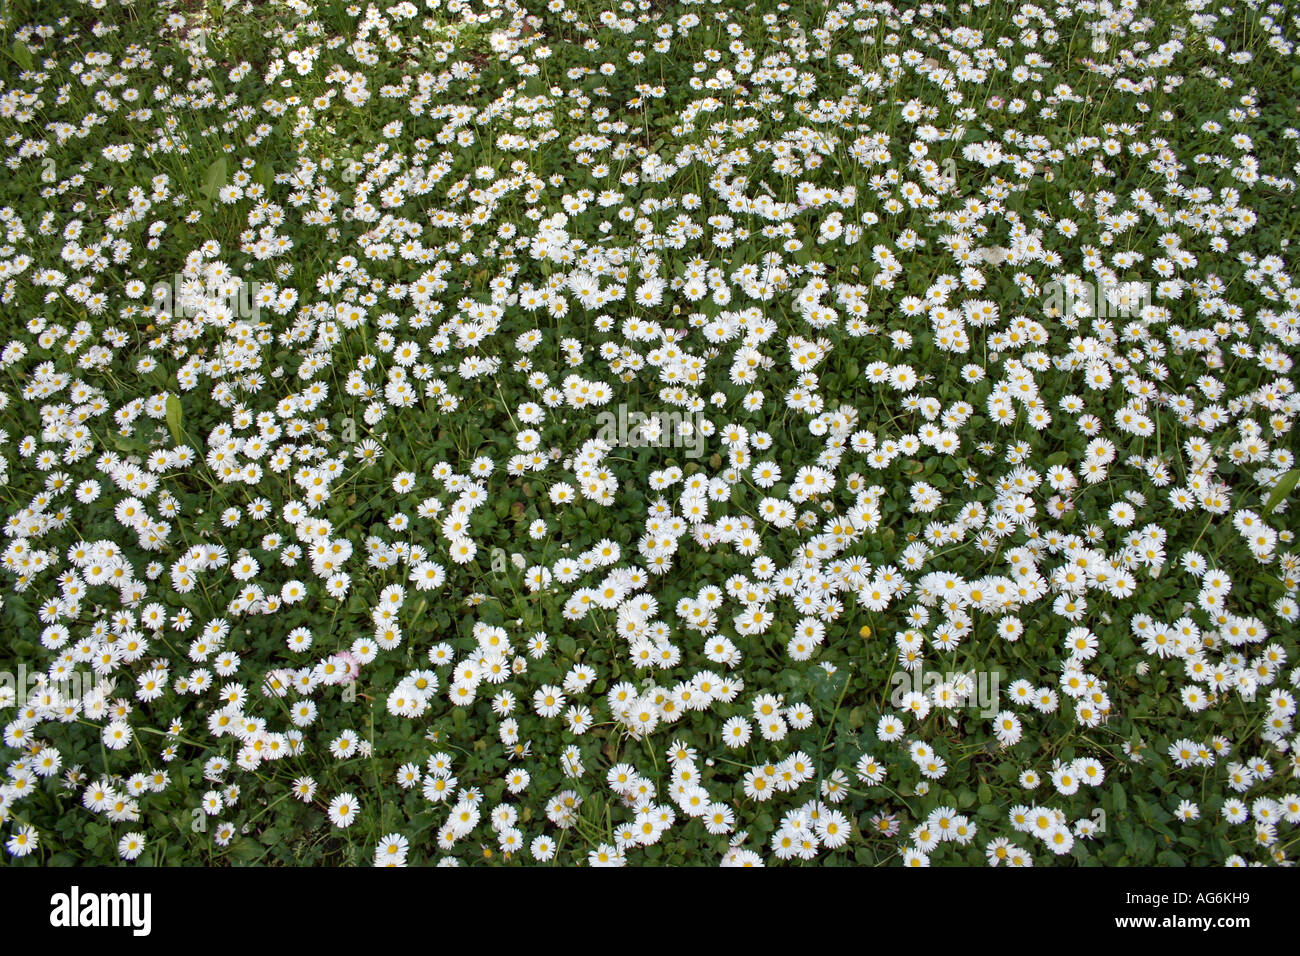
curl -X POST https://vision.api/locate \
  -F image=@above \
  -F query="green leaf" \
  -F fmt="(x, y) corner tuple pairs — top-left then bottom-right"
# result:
(1111, 782), (1127, 815)
(1264, 468), (1300, 514)
(227, 838), (263, 864)
(1258, 572), (1287, 595)
(203, 156), (228, 200)
(165, 394), (184, 444)
(11, 41), (33, 72)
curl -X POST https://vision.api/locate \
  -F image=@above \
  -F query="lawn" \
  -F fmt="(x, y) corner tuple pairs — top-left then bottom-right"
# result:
(0, 0), (1298, 866)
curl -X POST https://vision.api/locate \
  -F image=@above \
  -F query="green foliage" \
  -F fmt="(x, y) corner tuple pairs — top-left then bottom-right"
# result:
(0, 0), (1296, 869)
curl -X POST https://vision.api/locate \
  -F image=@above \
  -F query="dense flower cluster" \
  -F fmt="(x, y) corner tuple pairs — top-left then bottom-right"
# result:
(1, 0), (1299, 865)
